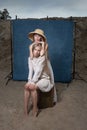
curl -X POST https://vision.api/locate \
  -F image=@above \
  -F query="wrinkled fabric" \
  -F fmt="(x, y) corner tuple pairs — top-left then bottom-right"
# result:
(28, 55), (57, 103)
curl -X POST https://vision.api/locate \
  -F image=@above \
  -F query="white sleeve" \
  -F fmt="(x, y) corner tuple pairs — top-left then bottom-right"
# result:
(28, 57), (33, 82)
(32, 56), (46, 83)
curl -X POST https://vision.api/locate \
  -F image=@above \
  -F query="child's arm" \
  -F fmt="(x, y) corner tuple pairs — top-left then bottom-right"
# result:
(40, 42), (48, 56)
(29, 44), (33, 59)
(29, 43), (36, 59)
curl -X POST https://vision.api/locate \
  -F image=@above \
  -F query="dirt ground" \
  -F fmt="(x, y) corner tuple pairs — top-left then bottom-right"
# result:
(0, 59), (87, 130)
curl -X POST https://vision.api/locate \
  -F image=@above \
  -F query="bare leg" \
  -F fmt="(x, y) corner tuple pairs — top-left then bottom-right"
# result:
(31, 89), (38, 117)
(24, 88), (31, 116)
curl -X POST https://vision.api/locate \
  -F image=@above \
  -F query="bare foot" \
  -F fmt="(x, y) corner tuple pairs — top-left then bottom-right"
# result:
(32, 109), (39, 117)
(24, 111), (28, 117)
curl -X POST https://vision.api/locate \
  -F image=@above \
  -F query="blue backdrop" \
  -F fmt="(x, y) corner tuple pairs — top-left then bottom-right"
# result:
(11, 19), (74, 82)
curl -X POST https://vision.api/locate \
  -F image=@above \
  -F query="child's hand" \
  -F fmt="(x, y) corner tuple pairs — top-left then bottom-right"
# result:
(40, 41), (45, 49)
(40, 49), (45, 56)
(40, 41), (44, 44)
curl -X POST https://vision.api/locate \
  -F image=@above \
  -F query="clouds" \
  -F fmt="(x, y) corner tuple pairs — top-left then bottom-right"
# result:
(0, 0), (87, 19)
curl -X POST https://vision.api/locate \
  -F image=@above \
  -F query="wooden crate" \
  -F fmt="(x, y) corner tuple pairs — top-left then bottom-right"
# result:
(38, 87), (54, 109)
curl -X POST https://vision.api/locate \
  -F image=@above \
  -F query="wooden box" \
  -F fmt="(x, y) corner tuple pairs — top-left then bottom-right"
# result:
(38, 87), (54, 109)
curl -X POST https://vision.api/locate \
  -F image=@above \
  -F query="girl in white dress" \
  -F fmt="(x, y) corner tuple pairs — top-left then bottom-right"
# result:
(28, 28), (57, 102)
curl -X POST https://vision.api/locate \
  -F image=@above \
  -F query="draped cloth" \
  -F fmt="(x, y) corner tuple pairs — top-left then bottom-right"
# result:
(47, 60), (57, 103)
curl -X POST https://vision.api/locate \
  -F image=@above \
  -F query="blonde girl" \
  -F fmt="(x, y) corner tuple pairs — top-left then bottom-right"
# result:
(28, 29), (48, 59)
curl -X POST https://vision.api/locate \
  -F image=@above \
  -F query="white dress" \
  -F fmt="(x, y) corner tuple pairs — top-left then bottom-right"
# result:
(28, 55), (57, 103)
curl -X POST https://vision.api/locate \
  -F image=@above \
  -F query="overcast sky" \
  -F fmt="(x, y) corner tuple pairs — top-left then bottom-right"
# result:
(0, 0), (87, 19)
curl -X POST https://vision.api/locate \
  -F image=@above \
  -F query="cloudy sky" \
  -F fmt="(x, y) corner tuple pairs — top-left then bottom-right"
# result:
(0, 0), (87, 19)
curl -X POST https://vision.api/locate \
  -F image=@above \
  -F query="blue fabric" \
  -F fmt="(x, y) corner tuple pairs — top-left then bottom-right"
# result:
(12, 19), (74, 82)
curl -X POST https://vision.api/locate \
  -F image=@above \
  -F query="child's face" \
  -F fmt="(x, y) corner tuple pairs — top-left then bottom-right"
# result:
(33, 46), (41, 57)
(33, 34), (42, 43)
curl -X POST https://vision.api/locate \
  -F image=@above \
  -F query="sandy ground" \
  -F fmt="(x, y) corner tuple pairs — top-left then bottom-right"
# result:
(0, 59), (87, 130)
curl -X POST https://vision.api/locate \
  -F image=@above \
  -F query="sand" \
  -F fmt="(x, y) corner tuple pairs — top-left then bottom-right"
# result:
(0, 60), (87, 130)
